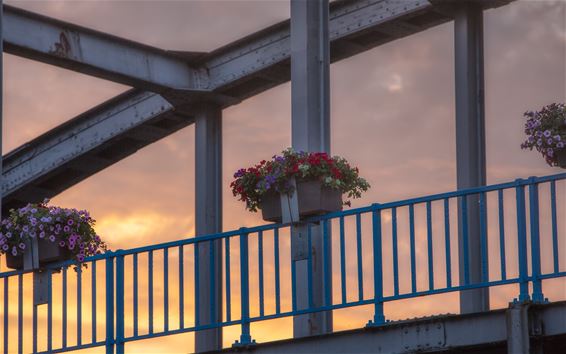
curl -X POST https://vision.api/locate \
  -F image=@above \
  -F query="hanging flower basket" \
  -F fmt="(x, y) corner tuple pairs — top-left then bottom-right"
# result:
(5, 237), (73, 270)
(261, 179), (343, 222)
(521, 103), (566, 168)
(1, 201), (107, 270)
(231, 149), (370, 223)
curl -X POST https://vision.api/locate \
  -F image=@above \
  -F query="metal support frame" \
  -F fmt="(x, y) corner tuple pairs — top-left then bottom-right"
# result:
(2, 5), (206, 92)
(454, 1), (489, 314)
(290, 0), (332, 337)
(1, 90), (187, 211)
(1, 1), (515, 207)
(194, 103), (223, 352)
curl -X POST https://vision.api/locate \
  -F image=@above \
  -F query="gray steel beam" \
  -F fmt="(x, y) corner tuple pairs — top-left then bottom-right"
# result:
(454, 2), (489, 314)
(216, 301), (566, 354)
(1, 0), (515, 209)
(206, 0), (434, 99)
(3, 5), (207, 92)
(1, 90), (194, 211)
(194, 104), (223, 352)
(203, 0), (513, 100)
(290, 0), (332, 337)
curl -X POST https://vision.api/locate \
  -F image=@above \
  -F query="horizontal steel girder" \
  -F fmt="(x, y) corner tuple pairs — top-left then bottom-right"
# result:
(3, 5), (208, 92)
(3, 1), (514, 98)
(214, 301), (566, 354)
(2, 90), (194, 210)
(1, 0), (515, 208)
(201, 0), (513, 100)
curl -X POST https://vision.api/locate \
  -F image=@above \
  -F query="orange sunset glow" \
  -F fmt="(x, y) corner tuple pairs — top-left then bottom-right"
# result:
(1, 0), (565, 353)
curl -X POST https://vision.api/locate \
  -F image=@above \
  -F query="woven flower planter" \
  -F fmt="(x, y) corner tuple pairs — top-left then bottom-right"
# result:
(261, 180), (342, 223)
(5, 238), (73, 270)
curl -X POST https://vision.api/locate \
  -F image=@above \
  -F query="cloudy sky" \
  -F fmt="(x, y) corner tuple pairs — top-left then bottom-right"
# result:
(2, 0), (565, 352)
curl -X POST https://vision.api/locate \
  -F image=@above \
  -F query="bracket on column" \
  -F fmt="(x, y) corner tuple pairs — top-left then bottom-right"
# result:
(23, 237), (52, 306)
(281, 178), (310, 261)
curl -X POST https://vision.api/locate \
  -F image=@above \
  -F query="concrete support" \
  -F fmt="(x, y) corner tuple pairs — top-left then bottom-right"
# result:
(195, 104), (223, 352)
(290, 0), (332, 337)
(454, 1), (489, 314)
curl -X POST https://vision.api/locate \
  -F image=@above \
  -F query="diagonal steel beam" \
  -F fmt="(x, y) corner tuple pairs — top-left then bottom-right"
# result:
(202, 0), (514, 100)
(1, 89), (195, 211)
(3, 4), (208, 92)
(2, 0), (515, 208)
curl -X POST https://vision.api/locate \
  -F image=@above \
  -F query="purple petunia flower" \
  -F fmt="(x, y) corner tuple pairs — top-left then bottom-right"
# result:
(39, 231), (46, 238)
(67, 219), (74, 226)
(557, 142), (565, 148)
(233, 169), (246, 178)
(18, 243), (25, 250)
(49, 235), (56, 242)
(11, 248), (18, 256)
(543, 130), (552, 138)
(554, 135), (562, 142)
(63, 226), (71, 233)
(59, 241), (65, 247)
(265, 175), (276, 185)
(547, 138), (553, 145)
(2, 244), (8, 251)
(537, 139), (543, 146)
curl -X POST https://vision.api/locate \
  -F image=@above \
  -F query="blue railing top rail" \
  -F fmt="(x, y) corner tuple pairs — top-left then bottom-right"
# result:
(1, 172), (564, 278)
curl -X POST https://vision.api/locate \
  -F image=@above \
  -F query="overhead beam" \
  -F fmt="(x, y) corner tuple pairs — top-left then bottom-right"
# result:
(1, 89), (194, 211)
(202, 0), (513, 100)
(2, 0), (515, 206)
(3, 5), (207, 92)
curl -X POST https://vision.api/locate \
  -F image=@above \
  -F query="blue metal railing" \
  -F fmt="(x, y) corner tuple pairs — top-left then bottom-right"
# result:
(0, 173), (565, 353)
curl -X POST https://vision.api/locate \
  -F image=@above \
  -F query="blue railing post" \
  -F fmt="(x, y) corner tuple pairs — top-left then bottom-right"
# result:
(514, 179), (530, 302)
(234, 228), (255, 347)
(528, 178), (545, 303)
(105, 254), (115, 354)
(116, 251), (125, 354)
(367, 203), (385, 327)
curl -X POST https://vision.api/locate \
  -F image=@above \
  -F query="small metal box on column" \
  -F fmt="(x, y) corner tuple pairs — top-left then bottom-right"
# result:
(290, 0), (332, 337)
(194, 103), (223, 352)
(454, 1), (489, 314)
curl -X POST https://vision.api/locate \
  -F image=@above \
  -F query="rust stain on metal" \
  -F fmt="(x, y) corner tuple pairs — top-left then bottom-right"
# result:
(49, 32), (72, 58)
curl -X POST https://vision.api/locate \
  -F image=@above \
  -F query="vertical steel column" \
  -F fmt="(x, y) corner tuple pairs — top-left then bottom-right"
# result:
(454, 2), (489, 313)
(290, 0), (332, 337)
(195, 103), (223, 352)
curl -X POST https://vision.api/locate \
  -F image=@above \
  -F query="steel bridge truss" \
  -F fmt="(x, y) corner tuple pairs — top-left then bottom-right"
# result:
(0, 0), (530, 353)
(1, 0), (512, 210)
